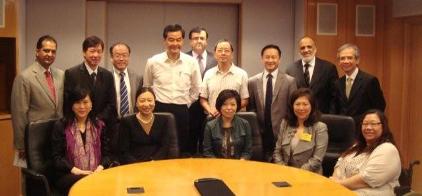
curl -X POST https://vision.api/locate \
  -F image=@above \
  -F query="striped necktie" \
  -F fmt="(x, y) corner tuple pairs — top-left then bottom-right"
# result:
(119, 72), (129, 117)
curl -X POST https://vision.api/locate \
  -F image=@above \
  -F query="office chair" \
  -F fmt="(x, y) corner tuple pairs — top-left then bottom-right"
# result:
(237, 112), (263, 161)
(395, 160), (421, 196)
(155, 112), (179, 158)
(23, 118), (59, 196)
(319, 114), (355, 177)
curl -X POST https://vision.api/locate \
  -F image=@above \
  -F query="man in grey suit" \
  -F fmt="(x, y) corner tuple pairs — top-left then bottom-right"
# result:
(109, 42), (143, 118)
(286, 36), (338, 114)
(186, 27), (216, 155)
(248, 44), (297, 162)
(11, 35), (64, 167)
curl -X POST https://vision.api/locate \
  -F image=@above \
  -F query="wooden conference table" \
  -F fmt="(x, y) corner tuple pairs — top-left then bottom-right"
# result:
(69, 158), (354, 196)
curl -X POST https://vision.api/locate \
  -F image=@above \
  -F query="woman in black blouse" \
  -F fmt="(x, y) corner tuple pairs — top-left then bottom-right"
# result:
(118, 87), (171, 164)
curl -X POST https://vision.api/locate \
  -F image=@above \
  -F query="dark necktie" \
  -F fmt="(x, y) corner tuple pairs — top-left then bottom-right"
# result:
(91, 72), (97, 86)
(197, 54), (205, 76)
(304, 63), (310, 87)
(264, 73), (273, 130)
(119, 72), (129, 117)
(44, 71), (56, 103)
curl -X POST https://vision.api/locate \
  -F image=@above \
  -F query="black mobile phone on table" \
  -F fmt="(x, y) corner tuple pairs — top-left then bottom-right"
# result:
(127, 186), (144, 194)
(272, 181), (291, 187)
(194, 178), (235, 196)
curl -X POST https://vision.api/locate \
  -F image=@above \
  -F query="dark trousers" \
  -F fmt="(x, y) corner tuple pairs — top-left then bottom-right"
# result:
(262, 126), (276, 162)
(188, 100), (206, 155)
(155, 101), (190, 155)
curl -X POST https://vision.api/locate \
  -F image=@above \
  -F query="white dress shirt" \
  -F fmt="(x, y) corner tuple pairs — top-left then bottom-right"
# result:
(301, 56), (316, 82)
(143, 52), (202, 106)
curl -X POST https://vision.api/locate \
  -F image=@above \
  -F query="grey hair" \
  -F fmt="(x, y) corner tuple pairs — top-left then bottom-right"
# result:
(337, 43), (360, 60)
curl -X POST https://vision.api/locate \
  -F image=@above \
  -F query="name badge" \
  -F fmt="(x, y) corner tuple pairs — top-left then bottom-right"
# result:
(300, 133), (312, 142)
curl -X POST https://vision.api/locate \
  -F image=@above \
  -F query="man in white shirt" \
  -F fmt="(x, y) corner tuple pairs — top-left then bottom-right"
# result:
(109, 42), (142, 118)
(200, 39), (249, 117)
(144, 24), (202, 156)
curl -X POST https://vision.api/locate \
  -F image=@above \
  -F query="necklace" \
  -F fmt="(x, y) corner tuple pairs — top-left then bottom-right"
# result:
(137, 114), (154, 124)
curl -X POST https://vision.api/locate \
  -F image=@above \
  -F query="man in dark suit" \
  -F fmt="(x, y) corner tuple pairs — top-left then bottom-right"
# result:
(186, 27), (217, 155)
(64, 36), (116, 125)
(331, 43), (386, 122)
(248, 44), (297, 161)
(109, 42), (142, 118)
(286, 36), (338, 113)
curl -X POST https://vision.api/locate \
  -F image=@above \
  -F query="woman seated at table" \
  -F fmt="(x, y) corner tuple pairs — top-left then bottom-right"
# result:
(203, 89), (252, 159)
(51, 87), (111, 195)
(118, 87), (172, 164)
(330, 109), (401, 195)
(273, 88), (328, 173)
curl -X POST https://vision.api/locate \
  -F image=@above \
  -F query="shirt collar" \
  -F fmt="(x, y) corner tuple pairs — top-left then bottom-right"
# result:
(264, 68), (279, 78)
(192, 50), (207, 59)
(301, 56), (316, 67)
(347, 67), (359, 80)
(84, 62), (98, 75)
(113, 67), (128, 76)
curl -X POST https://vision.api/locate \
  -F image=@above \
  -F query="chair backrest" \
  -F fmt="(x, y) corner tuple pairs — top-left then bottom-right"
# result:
(236, 112), (263, 161)
(25, 118), (57, 176)
(155, 112), (179, 158)
(320, 114), (355, 153)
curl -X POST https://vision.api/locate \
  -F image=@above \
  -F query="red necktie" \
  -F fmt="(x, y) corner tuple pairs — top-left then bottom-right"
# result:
(45, 71), (56, 103)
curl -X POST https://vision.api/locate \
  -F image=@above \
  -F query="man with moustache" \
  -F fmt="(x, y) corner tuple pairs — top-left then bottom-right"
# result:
(109, 42), (142, 118)
(248, 44), (297, 161)
(11, 35), (64, 168)
(144, 24), (202, 156)
(186, 27), (217, 155)
(286, 36), (338, 114)
(64, 36), (116, 125)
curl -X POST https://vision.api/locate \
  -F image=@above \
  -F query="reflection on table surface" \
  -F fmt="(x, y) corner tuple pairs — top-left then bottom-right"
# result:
(69, 158), (354, 196)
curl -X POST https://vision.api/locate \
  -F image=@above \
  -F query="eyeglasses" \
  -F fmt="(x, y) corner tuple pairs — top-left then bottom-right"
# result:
(362, 122), (382, 127)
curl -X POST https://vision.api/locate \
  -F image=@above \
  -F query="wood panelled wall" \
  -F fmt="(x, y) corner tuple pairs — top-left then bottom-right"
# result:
(305, 0), (422, 191)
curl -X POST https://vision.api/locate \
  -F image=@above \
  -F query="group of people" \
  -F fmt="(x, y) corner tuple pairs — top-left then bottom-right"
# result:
(11, 23), (400, 195)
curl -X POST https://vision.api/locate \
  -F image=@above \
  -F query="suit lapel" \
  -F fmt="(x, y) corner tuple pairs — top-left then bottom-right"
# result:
(272, 72), (285, 104)
(33, 63), (56, 105)
(128, 70), (138, 105)
(256, 72), (265, 108)
(348, 70), (363, 102)
(309, 59), (322, 88)
(292, 127), (315, 155)
(294, 62), (307, 87)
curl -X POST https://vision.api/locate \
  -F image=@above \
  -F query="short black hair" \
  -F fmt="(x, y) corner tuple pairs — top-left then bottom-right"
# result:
(36, 35), (57, 50)
(285, 88), (319, 127)
(64, 86), (95, 123)
(163, 24), (185, 39)
(261, 44), (281, 57)
(215, 89), (241, 113)
(214, 39), (234, 52)
(189, 27), (208, 39)
(83, 35), (104, 52)
(135, 87), (156, 101)
(109, 42), (131, 56)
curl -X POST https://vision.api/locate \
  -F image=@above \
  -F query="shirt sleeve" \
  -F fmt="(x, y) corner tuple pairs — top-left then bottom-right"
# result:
(239, 70), (249, 99)
(143, 58), (153, 87)
(360, 143), (401, 188)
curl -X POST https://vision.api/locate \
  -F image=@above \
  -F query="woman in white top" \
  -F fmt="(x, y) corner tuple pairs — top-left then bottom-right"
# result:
(330, 109), (401, 196)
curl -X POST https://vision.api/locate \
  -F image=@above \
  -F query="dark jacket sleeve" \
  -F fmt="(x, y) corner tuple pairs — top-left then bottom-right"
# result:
(240, 119), (253, 160)
(117, 117), (137, 164)
(51, 119), (73, 172)
(97, 70), (117, 124)
(151, 118), (170, 160)
(368, 77), (386, 112)
(99, 120), (112, 167)
(202, 122), (216, 158)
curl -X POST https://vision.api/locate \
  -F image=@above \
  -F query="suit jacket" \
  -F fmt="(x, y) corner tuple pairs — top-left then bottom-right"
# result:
(273, 120), (328, 174)
(186, 50), (217, 78)
(247, 71), (297, 137)
(332, 69), (386, 122)
(110, 67), (143, 116)
(286, 57), (338, 113)
(64, 63), (116, 124)
(203, 115), (252, 159)
(11, 62), (64, 150)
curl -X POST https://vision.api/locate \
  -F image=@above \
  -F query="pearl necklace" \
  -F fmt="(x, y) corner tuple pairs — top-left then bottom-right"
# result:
(137, 114), (154, 124)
